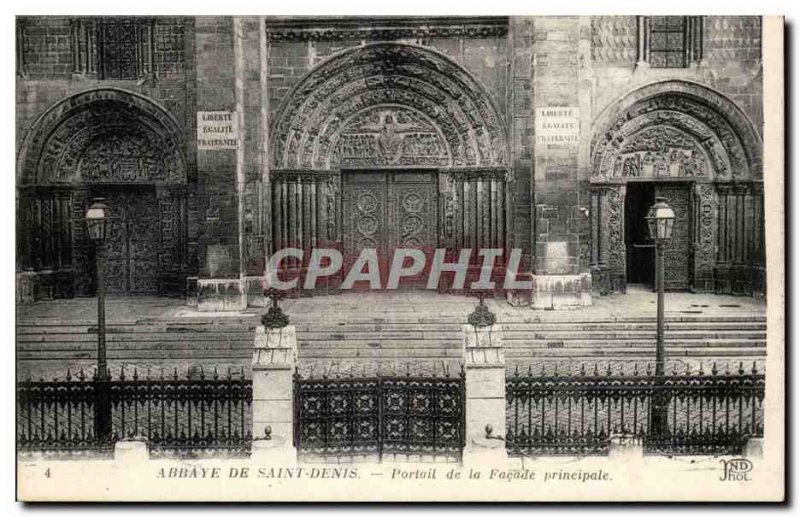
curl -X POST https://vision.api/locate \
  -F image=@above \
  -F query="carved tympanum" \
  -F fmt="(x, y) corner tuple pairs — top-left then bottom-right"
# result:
(271, 44), (508, 170)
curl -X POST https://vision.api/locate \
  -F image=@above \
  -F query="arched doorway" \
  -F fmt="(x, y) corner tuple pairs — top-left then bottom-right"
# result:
(589, 81), (764, 295)
(17, 88), (189, 299)
(268, 43), (510, 290)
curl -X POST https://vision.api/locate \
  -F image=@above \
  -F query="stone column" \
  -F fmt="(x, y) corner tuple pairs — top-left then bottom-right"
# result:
(462, 324), (508, 467)
(251, 325), (297, 465)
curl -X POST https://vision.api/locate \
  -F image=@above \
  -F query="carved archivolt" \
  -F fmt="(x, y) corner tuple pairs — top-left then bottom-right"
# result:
(18, 88), (186, 186)
(591, 81), (762, 182)
(270, 43), (508, 171)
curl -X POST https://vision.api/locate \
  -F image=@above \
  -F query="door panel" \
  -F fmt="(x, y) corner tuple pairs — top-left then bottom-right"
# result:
(655, 184), (691, 291)
(342, 171), (438, 288)
(126, 192), (160, 293)
(95, 188), (160, 294)
(343, 173), (388, 260)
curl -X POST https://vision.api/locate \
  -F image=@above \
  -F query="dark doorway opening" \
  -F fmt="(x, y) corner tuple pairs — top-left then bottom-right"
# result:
(625, 183), (655, 287)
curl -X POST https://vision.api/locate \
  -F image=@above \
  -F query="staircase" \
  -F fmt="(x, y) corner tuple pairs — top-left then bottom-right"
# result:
(16, 316), (258, 379)
(16, 303), (767, 379)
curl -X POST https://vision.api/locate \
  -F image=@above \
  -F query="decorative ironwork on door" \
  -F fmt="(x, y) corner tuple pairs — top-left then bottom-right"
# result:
(293, 372), (466, 460)
(654, 184), (691, 290)
(342, 171), (437, 286)
(98, 188), (160, 294)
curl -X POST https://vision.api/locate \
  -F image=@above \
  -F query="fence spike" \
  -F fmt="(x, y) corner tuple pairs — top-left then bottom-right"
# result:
(633, 363), (638, 376)
(738, 361), (745, 375)
(605, 363), (612, 376)
(593, 363), (599, 376)
(752, 361), (758, 375)
(672, 363), (677, 376)
(120, 365), (125, 381)
(514, 364), (519, 377)
(173, 367), (179, 381)
(78, 369), (85, 382)
(406, 362), (411, 377)
(66, 368), (72, 381)
(554, 362), (559, 376)
(645, 363), (652, 376)
(226, 367), (232, 381)
(133, 367), (139, 381)
(580, 363), (586, 376)
(698, 363), (705, 376)
(685, 363), (691, 376)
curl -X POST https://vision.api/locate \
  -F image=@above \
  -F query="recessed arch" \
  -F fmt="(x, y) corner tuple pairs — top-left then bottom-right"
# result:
(591, 80), (762, 181)
(17, 88), (187, 186)
(270, 43), (509, 171)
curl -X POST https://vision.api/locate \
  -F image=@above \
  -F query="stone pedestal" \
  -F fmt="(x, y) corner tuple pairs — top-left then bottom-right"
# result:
(197, 278), (246, 312)
(251, 325), (297, 465)
(114, 440), (149, 463)
(530, 273), (593, 310)
(462, 324), (508, 467)
(744, 437), (764, 459)
(251, 436), (297, 466)
(16, 271), (37, 304)
(608, 434), (644, 464)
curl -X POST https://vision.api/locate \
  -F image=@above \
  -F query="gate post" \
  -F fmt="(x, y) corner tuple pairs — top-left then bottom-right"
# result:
(462, 324), (508, 467)
(251, 324), (297, 465)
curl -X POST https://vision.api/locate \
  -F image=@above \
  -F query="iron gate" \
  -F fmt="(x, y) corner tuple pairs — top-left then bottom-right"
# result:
(293, 371), (466, 459)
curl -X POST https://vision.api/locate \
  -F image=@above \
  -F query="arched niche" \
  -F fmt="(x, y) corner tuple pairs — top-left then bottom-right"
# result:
(18, 88), (187, 186)
(270, 43), (508, 170)
(588, 81), (764, 296)
(16, 88), (190, 299)
(591, 80), (762, 182)
(265, 43), (511, 280)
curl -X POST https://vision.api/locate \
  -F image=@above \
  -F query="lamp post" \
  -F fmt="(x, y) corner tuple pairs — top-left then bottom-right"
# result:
(645, 196), (675, 440)
(85, 198), (112, 441)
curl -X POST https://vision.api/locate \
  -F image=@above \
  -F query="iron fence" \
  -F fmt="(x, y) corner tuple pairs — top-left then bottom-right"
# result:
(505, 363), (765, 456)
(17, 367), (252, 458)
(294, 369), (466, 460)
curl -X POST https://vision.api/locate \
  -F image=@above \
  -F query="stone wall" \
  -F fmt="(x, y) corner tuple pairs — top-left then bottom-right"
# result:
(15, 15), (766, 307)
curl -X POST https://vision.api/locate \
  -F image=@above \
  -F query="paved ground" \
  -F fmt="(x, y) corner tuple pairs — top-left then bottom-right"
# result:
(17, 286), (766, 323)
(16, 288), (767, 381)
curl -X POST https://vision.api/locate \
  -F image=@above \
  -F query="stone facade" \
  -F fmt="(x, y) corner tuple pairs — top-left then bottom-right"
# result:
(15, 16), (766, 308)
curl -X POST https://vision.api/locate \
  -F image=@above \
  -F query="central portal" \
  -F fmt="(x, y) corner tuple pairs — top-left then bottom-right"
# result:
(342, 171), (438, 288)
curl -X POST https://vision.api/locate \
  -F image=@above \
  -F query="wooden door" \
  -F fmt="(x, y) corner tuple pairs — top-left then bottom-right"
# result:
(654, 184), (692, 291)
(96, 187), (160, 294)
(342, 171), (438, 288)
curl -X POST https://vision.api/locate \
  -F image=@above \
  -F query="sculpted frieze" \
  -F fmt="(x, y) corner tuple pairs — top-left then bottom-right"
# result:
(271, 43), (507, 171)
(593, 94), (746, 181)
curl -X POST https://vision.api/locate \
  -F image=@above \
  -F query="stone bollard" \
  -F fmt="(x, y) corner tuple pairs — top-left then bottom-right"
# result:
(462, 324), (508, 467)
(251, 324), (298, 465)
(744, 437), (764, 460)
(607, 434), (644, 464)
(114, 439), (149, 464)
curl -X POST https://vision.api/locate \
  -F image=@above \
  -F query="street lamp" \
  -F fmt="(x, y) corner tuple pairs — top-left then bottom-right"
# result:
(85, 198), (112, 441)
(645, 196), (675, 440)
